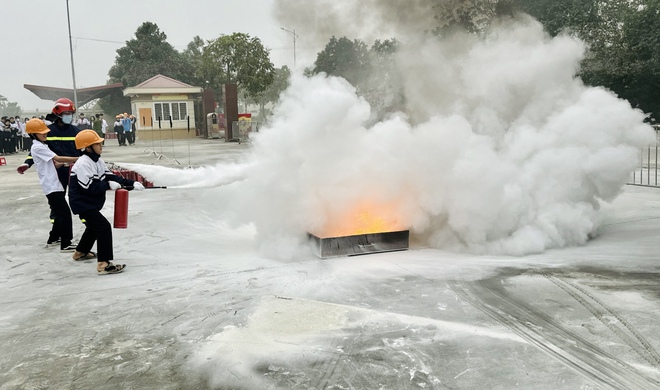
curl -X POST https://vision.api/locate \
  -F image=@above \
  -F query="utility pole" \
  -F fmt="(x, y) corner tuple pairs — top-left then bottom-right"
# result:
(66, 0), (78, 108)
(280, 27), (299, 68)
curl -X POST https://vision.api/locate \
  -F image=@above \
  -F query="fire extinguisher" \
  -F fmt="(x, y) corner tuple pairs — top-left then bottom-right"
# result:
(114, 189), (129, 228)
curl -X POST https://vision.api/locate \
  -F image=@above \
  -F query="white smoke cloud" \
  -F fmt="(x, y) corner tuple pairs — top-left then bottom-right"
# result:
(126, 17), (653, 259)
(216, 18), (654, 256)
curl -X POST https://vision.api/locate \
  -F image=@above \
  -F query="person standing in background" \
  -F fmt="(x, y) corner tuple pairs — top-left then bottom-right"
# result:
(21, 117), (31, 151)
(121, 113), (133, 146)
(92, 114), (103, 139)
(129, 114), (137, 145)
(9, 117), (19, 153)
(100, 113), (108, 142)
(114, 115), (125, 146)
(0, 117), (8, 155)
(74, 113), (90, 130)
(14, 116), (24, 151)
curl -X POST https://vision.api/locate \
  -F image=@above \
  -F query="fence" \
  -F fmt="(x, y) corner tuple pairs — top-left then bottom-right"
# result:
(628, 125), (660, 187)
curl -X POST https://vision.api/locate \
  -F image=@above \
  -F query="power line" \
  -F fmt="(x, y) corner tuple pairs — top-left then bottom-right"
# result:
(71, 36), (125, 45)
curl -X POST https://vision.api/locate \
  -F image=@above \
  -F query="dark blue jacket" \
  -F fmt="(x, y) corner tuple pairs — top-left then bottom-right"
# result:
(69, 154), (135, 214)
(47, 121), (81, 157)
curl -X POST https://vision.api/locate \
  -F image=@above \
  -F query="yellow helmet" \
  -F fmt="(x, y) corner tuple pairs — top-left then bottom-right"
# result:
(75, 129), (104, 149)
(26, 118), (50, 134)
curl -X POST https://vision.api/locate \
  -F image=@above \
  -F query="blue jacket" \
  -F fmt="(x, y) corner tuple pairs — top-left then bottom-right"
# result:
(122, 118), (132, 132)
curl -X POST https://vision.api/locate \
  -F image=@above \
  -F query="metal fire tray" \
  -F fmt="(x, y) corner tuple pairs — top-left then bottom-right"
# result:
(308, 230), (409, 258)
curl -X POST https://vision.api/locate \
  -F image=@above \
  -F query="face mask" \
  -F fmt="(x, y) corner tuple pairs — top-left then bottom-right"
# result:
(61, 114), (73, 124)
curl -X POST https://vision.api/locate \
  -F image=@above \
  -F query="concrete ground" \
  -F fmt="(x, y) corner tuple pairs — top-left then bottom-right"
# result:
(1, 137), (660, 389)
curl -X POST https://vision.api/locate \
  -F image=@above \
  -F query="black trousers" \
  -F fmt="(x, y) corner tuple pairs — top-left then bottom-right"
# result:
(48, 166), (72, 241)
(126, 131), (135, 144)
(77, 209), (113, 263)
(46, 191), (73, 249)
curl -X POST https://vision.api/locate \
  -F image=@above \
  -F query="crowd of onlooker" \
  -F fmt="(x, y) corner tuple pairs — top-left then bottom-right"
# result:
(0, 111), (138, 155)
(1, 115), (33, 155)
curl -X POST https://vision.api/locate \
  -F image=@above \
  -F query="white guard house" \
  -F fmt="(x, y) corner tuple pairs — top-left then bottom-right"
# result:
(123, 74), (203, 140)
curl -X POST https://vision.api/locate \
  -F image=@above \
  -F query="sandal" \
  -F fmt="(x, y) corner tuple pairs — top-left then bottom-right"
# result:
(73, 251), (97, 261)
(97, 262), (126, 275)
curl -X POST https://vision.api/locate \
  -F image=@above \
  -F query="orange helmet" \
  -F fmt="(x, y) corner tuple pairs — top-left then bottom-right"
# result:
(52, 98), (76, 116)
(75, 129), (104, 149)
(26, 118), (51, 134)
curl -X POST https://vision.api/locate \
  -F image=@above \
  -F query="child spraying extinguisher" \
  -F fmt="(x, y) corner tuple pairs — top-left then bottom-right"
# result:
(68, 130), (144, 275)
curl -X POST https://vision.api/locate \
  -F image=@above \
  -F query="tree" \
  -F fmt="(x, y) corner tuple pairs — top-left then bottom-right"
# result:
(312, 37), (371, 88)
(0, 95), (22, 118)
(513, 0), (660, 121)
(181, 35), (207, 88)
(245, 65), (291, 121)
(311, 37), (400, 119)
(431, 0), (511, 34)
(362, 39), (402, 118)
(100, 22), (195, 115)
(200, 33), (275, 103)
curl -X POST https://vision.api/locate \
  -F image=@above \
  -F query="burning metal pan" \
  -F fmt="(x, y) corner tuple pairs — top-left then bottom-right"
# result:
(308, 230), (409, 258)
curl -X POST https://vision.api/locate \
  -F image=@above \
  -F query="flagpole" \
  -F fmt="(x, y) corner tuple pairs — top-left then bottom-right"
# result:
(66, 0), (78, 108)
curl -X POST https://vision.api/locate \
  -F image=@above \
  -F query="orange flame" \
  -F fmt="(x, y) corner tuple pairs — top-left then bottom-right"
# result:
(314, 201), (405, 238)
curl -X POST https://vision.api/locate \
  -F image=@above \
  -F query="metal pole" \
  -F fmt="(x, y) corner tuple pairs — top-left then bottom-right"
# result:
(293, 29), (296, 68)
(647, 146), (651, 185)
(280, 27), (299, 68)
(66, 0), (78, 107)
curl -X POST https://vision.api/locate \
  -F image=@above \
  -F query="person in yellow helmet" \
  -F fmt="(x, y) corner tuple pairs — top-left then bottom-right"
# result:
(26, 118), (79, 251)
(68, 130), (144, 275)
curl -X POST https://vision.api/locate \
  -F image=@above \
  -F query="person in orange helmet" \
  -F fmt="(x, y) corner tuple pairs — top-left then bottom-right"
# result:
(26, 118), (79, 252)
(68, 130), (144, 275)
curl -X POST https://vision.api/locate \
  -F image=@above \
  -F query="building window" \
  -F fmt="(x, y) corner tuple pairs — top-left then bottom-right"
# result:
(163, 103), (171, 120)
(154, 103), (163, 121)
(154, 102), (186, 120)
(179, 102), (187, 120)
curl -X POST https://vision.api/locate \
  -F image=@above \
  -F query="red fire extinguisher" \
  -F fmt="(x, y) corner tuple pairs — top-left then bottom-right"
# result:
(114, 189), (129, 228)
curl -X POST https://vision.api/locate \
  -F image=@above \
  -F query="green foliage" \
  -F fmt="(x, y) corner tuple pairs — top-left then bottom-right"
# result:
(200, 33), (275, 101)
(617, 0), (660, 119)
(431, 0), (506, 34)
(108, 22), (194, 86)
(313, 37), (371, 87)
(514, 0), (660, 121)
(181, 35), (206, 88)
(0, 95), (22, 118)
(99, 24), (276, 117)
(100, 22), (195, 115)
(311, 37), (401, 119)
(244, 65), (291, 121)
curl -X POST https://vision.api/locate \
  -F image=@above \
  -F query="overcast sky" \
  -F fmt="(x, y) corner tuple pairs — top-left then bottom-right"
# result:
(2, 0), (311, 112)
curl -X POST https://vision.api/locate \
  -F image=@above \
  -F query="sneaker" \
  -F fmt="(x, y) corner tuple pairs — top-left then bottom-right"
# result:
(97, 262), (126, 275)
(46, 238), (61, 246)
(60, 244), (77, 252)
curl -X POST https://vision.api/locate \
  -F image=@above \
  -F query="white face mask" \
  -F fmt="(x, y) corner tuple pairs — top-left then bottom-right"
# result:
(61, 114), (73, 124)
